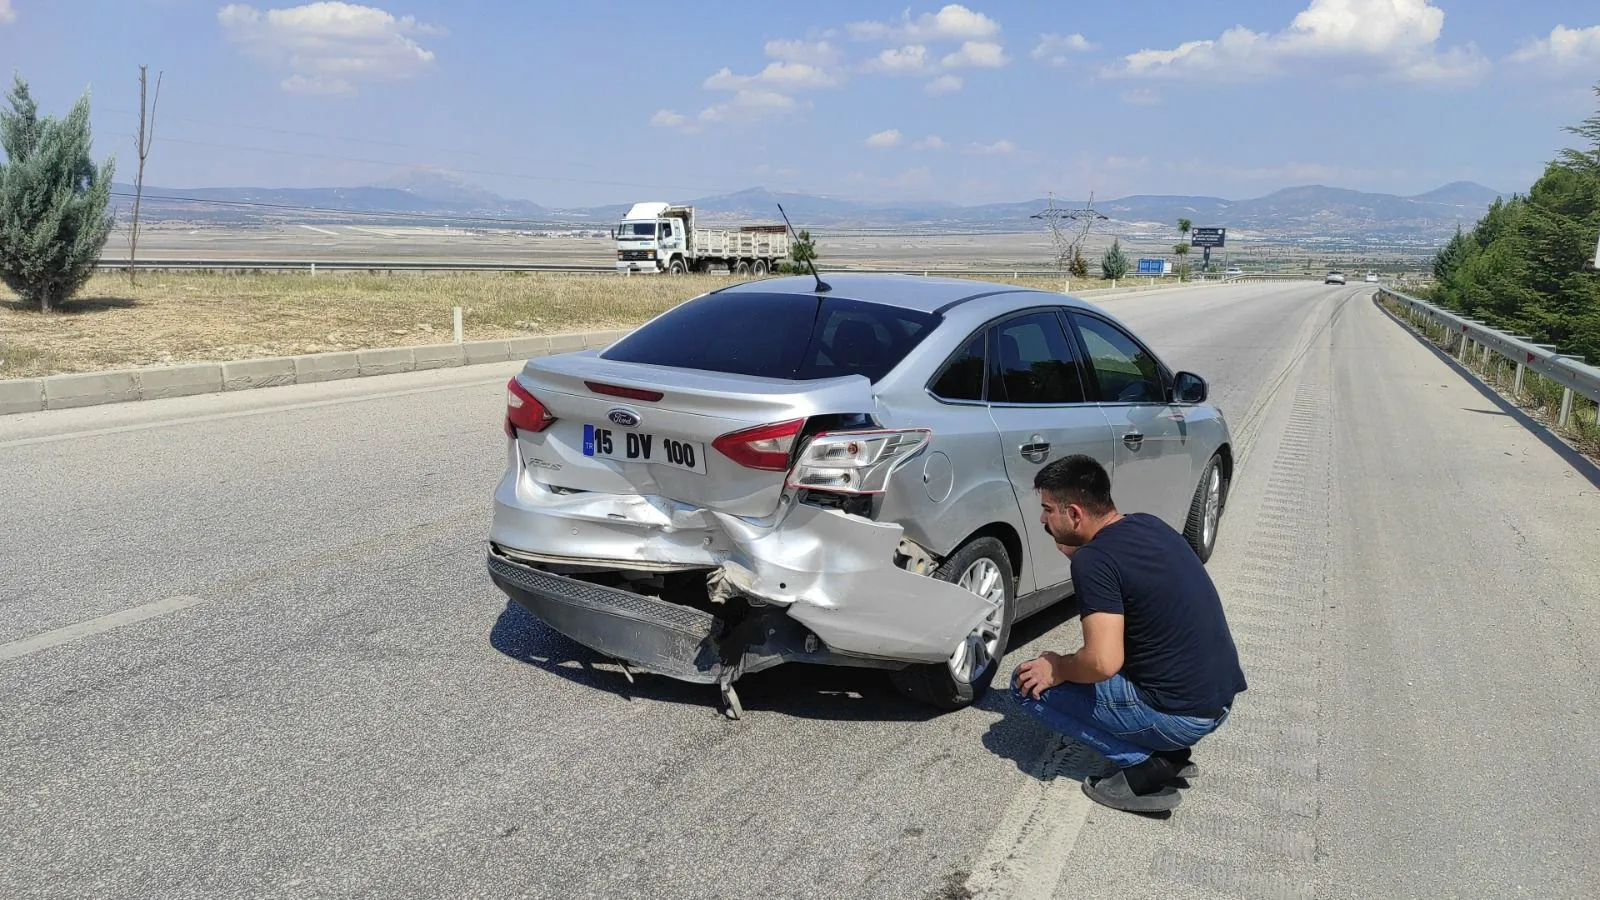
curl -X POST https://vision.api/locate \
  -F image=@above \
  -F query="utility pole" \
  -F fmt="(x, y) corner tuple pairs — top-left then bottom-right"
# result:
(128, 64), (163, 285)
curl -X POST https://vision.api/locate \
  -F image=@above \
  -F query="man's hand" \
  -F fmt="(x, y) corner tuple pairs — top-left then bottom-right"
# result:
(1015, 651), (1066, 699)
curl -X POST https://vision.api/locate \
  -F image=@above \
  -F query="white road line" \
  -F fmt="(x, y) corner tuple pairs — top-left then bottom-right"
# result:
(297, 224), (340, 237)
(964, 739), (1104, 899)
(0, 595), (210, 662)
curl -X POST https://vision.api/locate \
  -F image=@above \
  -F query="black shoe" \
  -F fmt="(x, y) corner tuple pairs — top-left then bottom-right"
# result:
(1082, 769), (1182, 813)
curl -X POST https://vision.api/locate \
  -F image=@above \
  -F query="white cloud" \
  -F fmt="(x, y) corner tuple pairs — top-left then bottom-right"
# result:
(868, 44), (933, 74)
(1033, 33), (1096, 66)
(1509, 25), (1600, 70)
(0, 1), (15, 25)
(651, 109), (688, 128)
(866, 128), (903, 148)
(1119, 88), (1162, 106)
(942, 40), (1008, 68)
(218, 2), (439, 94)
(704, 61), (840, 91)
(682, 6), (1004, 132)
(764, 38), (841, 67)
(1110, 0), (1486, 85)
(697, 89), (797, 125)
(847, 4), (1000, 43)
(914, 135), (946, 150)
(965, 139), (1016, 156)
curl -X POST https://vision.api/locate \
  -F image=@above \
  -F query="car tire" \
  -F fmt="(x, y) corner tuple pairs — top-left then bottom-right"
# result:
(889, 536), (1016, 711)
(668, 259), (686, 275)
(1183, 453), (1226, 563)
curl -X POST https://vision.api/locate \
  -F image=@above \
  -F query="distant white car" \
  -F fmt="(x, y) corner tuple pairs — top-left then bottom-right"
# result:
(1225, 267), (1243, 276)
(1365, 272), (1379, 283)
(1325, 271), (1346, 285)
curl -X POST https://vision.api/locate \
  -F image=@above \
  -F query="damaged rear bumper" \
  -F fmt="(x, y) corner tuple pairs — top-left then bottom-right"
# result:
(486, 481), (996, 684)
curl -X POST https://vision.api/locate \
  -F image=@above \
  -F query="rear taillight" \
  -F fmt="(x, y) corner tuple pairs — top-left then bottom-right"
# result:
(713, 419), (805, 471)
(505, 377), (555, 436)
(584, 381), (664, 403)
(788, 429), (931, 494)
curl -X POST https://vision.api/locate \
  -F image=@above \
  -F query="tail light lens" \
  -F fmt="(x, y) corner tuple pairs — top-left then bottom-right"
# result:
(505, 377), (555, 437)
(788, 429), (931, 494)
(713, 419), (805, 471)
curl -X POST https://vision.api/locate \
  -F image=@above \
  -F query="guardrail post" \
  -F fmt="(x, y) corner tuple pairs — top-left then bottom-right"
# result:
(453, 307), (463, 344)
(309, 262), (316, 277)
(1514, 362), (1526, 396)
(1559, 388), (1575, 428)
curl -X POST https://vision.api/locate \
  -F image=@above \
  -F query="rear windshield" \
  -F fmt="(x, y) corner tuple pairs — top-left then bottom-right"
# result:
(600, 291), (941, 382)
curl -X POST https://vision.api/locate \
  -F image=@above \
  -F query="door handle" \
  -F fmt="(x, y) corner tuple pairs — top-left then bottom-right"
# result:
(1122, 430), (1145, 450)
(1019, 440), (1051, 460)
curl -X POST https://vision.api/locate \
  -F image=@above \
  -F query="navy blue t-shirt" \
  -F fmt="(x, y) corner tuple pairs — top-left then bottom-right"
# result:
(1070, 513), (1247, 717)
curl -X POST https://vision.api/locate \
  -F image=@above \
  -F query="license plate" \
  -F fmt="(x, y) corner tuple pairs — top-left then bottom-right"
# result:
(582, 424), (706, 474)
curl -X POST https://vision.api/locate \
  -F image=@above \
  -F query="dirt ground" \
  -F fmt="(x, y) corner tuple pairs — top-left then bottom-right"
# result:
(0, 270), (1098, 378)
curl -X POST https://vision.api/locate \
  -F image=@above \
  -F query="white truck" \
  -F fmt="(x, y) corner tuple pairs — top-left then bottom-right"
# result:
(613, 201), (791, 275)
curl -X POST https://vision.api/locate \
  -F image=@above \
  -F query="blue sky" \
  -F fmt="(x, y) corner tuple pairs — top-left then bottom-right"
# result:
(2, 1), (1599, 207)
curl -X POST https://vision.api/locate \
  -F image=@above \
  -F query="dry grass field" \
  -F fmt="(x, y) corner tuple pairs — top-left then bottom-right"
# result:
(0, 270), (1102, 378)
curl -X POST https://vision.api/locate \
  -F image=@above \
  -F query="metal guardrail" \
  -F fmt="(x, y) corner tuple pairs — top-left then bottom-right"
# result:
(1378, 286), (1600, 428)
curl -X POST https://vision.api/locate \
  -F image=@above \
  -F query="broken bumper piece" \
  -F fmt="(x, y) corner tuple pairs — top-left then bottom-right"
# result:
(487, 545), (869, 685)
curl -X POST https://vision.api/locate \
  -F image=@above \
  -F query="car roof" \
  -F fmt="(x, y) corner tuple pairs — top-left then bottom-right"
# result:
(711, 272), (1091, 315)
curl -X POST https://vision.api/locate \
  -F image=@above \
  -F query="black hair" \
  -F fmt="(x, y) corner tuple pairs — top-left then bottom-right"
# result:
(1034, 454), (1116, 515)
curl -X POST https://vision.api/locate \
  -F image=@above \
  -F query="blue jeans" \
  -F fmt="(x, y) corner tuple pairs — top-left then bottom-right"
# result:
(1012, 672), (1230, 768)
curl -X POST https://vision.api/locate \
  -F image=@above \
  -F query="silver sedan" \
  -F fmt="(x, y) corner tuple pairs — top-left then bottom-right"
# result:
(486, 274), (1234, 716)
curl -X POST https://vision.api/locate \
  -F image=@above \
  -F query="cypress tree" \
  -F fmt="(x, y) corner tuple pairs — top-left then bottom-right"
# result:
(0, 75), (116, 312)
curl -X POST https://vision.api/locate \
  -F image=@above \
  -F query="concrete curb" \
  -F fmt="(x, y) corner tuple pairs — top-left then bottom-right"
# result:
(0, 328), (633, 417)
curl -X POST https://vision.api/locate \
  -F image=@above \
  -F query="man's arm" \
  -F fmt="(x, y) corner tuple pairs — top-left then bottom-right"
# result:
(1015, 613), (1125, 697)
(1059, 611), (1125, 683)
(1014, 548), (1127, 698)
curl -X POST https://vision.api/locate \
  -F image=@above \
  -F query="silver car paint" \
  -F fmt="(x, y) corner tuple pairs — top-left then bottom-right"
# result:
(488, 275), (1232, 666)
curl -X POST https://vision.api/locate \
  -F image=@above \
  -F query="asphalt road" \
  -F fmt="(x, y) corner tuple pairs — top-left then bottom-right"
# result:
(2, 281), (1596, 899)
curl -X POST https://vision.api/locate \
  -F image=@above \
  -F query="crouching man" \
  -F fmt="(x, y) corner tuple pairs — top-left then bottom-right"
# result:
(1012, 454), (1247, 814)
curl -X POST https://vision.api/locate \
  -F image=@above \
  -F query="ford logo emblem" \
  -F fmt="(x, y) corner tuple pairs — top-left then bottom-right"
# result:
(608, 408), (640, 427)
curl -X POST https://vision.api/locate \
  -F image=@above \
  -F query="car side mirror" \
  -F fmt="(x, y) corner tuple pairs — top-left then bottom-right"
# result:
(1173, 371), (1207, 404)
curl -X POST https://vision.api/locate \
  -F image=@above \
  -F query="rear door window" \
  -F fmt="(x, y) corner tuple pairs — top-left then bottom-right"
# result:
(601, 291), (940, 382)
(989, 312), (1088, 404)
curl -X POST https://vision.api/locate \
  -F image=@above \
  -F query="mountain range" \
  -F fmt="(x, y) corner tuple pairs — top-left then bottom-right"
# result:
(112, 169), (1507, 247)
